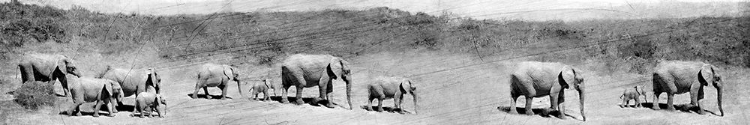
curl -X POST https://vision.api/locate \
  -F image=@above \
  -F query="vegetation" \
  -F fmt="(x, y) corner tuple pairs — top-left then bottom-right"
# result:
(0, 2), (748, 71)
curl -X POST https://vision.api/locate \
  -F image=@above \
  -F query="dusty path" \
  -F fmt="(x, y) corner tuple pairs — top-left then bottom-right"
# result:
(4, 51), (750, 125)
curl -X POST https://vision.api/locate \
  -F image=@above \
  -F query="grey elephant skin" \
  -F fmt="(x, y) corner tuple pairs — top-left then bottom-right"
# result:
(97, 66), (161, 113)
(366, 76), (418, 114)
(280, 54), (353, 109)
(249, 79), (272, 101)
(133, 90), (166, 118)
(652, 60), (724, 116)
(508, 61), (586, 121)
(64, 75), (122, 117)
(18, 53), (82, 96)
(620, 86), (647, 108)
(192, 63), (243, 99)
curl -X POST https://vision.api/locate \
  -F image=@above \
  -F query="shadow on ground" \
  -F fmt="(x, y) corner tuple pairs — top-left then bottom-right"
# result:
(497, 106), (561, 118)
(57, 111), (115, 117)
(186, 94), (233, 99)
(359, 105), (413, 114)
(640, 103), (719, 115)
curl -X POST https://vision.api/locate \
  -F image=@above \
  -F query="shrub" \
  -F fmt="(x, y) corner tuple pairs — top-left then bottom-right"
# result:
(13, 81), (56, 110)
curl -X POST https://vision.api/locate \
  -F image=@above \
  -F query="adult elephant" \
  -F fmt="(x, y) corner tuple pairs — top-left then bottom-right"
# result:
(97, 66), (161, 112)
(652, 60), (724, 116)
(280, 54), (352, 109)
(192, 63), (243, 99)
(18, 53), (83, 96)
(508, 61), (586, 121)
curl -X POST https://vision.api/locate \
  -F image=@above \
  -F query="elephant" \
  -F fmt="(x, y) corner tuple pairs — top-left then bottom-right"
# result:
(280, 54), (352, 109)
(192, 63), (243, 100)
(18, 53), (83, 96)
(366, 76), (418, 114)
(97, 66), (161, 113)
(249, 79), (272, 101)
(651, 60), (724, 116)
(133, 90), (166, 118)
(620, 85), (647, 108)
(508, 61), (586, 121)
(63, 75), (122, 117)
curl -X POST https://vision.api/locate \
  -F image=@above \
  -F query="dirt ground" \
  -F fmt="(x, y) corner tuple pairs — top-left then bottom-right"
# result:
(3, 51), (750, 125)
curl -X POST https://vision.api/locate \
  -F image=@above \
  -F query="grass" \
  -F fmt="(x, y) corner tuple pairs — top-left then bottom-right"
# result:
(2, 3), (748, 72)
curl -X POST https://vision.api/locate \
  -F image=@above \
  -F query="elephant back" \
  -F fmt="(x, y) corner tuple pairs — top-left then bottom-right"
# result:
(198, 63), (230, 79)
(99, 68), (150, 96)
(75, 77), (110, 102)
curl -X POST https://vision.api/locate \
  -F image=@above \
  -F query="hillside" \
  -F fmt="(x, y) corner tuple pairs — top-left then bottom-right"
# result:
(1, 2), (749, 125)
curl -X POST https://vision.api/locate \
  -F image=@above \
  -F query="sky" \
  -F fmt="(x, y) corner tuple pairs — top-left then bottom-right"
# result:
(5, 0), (749, 21)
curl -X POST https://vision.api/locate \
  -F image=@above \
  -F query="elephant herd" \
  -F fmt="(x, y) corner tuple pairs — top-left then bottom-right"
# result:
(15, 53), (724, 121)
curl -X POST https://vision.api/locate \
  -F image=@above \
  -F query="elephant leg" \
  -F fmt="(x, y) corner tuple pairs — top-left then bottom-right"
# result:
(139, 107), (145, 118)
(635, 97), (641, 107)
(666, 93), (676, 111)
(653, 91), (662, 110)
(253, 92), (258, 101)
(557, 92), (566, 119)
(147, 107), (153, 117)
(524, 97), (534, 115)
(366, 96), (375, 111)
(203, 87), (210, 99)
(191, 84), (201, 99)
(691, 89), (704, 115)
(317, 75), (334, 108)
(280, 85), (291, 103)
(509, 92), (520, 114)
(396, 94), (405, 114)
(93, 100), (103, 117)
(263, 90), (270, 101)
(620, 98), (627, 108)
(106, 101), (115, 117)
(295, 86), (305, 105)
(66, 102), (83, 116)
(377, 97), (384, 112)
(219, 84), (228, 100)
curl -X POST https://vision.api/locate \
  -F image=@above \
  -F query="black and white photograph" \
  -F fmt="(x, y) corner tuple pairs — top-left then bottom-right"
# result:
(0, 0), (748, 124)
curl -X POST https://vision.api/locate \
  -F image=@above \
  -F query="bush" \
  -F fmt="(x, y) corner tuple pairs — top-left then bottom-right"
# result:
(13, 81), (56, 110)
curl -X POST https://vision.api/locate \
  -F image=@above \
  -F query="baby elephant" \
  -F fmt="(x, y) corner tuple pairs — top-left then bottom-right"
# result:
(133, 90), (167, 118)
(366, 76), (418, 114)
(620, 85), (647, 108)
(249, 79), (272, 101)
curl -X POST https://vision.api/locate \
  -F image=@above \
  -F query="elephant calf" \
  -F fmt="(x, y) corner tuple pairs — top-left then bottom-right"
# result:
(366, 76), (418, 114)
(64, 75), (122, 117)
(249, 79), (272, 101)
(620, 86), (647, 108)
(133, 91), (166, 118)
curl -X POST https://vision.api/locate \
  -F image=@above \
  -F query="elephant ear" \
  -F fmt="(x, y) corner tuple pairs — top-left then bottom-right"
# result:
(327, 58), (345, 79)
(699, 64), (714, 86)
(223, 66), (236, 79)
(103, 81), (113, 97)
(400, 79), (414, 94)
(558, 67), (576, 89)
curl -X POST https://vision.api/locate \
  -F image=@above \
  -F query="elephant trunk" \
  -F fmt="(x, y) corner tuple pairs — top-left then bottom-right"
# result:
(412, 92), (418, 114)
(716, 84), (724, 116)
(345, 76), (353, 110)
(236, 79), (245, 99)
(578, 86), (586, 121)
